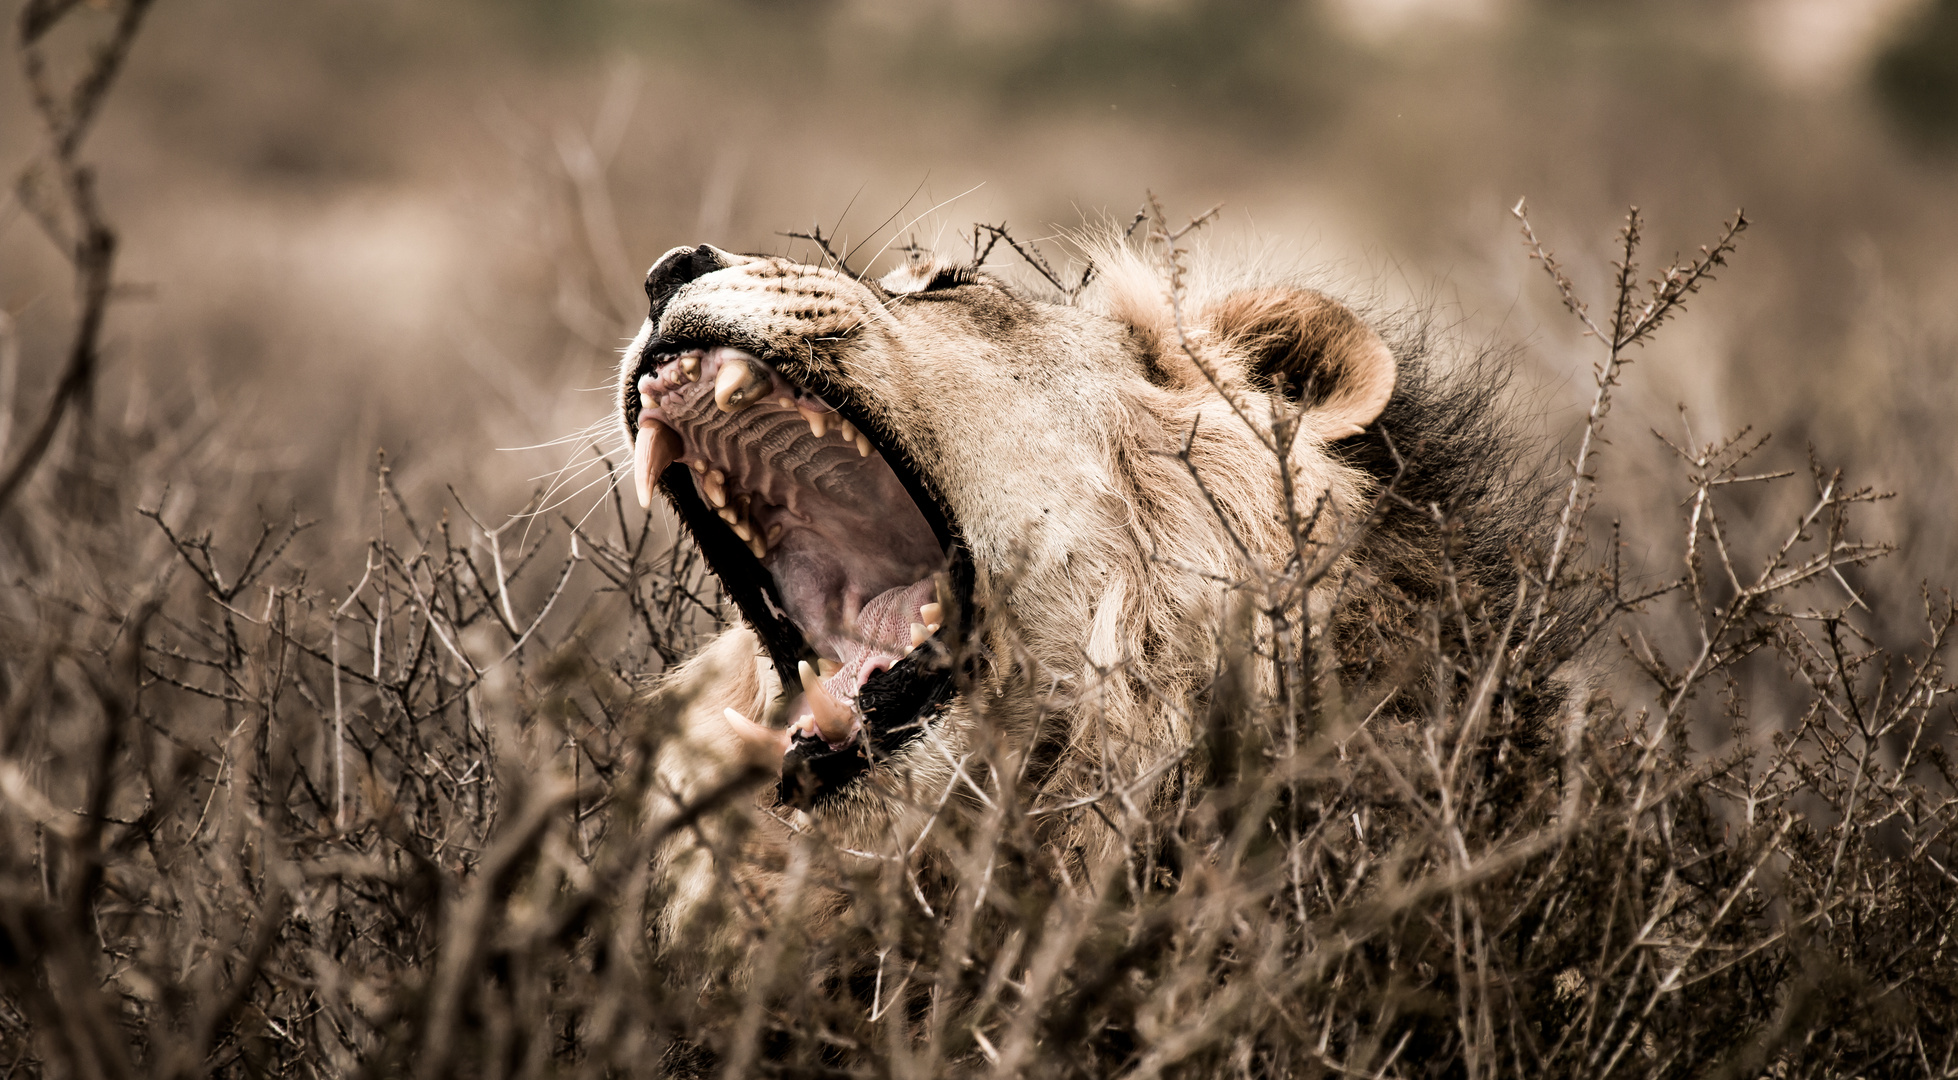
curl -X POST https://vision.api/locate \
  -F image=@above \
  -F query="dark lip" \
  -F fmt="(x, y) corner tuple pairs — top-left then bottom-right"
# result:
(629, 338), (977, 809)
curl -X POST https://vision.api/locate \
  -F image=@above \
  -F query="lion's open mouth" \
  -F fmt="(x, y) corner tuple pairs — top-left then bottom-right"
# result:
(628, 345), (969, 807)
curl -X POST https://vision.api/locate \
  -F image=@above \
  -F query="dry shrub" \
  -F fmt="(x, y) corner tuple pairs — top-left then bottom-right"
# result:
(1, 5), (1954, 1078)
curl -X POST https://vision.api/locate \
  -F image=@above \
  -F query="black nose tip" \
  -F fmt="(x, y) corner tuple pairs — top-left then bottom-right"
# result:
(644, 244), (734, 317)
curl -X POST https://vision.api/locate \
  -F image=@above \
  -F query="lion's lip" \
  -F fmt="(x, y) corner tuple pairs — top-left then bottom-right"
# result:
(632, 345), (953, 768)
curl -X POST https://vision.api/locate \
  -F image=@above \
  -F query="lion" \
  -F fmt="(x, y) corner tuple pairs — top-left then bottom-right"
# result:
(616, 232), (1582, 979)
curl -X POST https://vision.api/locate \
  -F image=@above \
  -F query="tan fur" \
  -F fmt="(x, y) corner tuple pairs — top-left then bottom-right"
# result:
(628, 237), (1401, 969)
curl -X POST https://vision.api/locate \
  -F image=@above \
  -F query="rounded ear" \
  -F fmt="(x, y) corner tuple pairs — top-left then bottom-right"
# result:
(1204, 287), (1396, 440)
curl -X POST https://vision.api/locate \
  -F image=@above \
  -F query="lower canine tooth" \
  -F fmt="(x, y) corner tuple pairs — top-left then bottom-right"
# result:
(798, 661), (856, 743)
(721, 708), (788, 767)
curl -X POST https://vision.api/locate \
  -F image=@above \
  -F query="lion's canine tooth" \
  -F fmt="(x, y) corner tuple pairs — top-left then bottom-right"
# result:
(798, 661), (855, 743)
(910, 622), (928, 648)
(798, 406), (827, 439)
(721, 707), (788, 766)
(855, 433), (872, 457)
(920, 602), (942, 627)
(632, 419), (681, 509)
(714, 357), (760, 412)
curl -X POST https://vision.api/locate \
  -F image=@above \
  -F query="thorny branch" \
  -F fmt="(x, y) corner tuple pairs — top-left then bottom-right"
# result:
(0, 0), (156, 513)
(1509, 200), (1748, 675)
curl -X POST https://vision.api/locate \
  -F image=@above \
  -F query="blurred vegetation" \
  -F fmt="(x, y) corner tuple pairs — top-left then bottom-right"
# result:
(1875, 0), (1958, 148)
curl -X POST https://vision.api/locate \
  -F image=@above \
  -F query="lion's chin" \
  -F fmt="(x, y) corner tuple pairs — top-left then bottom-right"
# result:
(630, 343), (965, 807)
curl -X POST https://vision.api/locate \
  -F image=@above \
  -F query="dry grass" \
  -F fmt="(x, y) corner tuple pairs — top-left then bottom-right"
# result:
(2, 3), (1955, 1077)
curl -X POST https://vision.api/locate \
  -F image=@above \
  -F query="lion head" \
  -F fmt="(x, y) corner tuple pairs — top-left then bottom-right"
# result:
(614, 237), (1436, 828)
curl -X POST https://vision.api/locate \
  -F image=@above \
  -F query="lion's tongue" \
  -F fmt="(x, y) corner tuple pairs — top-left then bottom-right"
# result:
(825, 578), (937, 699)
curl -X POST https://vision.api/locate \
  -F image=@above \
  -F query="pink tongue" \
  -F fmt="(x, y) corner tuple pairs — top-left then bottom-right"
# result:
(826, 578), (937, 699)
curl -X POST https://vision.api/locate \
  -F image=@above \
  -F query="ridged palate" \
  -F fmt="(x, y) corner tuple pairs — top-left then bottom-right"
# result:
(632, 344), (948, 757)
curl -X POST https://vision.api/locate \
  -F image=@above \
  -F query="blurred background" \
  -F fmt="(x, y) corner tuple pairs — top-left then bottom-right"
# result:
(2, 0), (1955, 612)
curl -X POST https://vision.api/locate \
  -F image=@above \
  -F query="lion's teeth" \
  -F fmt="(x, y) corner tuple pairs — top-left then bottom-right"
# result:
(855, 433), (872, 457)
(680, 353), (699, 375)
(798, 406), (827, 439)
(702, 470), (726, 508)
(717, 507), (738, 525)
(632, 428), (655, 509)
(732, 519), (753, 542)
(775, 396), (794, 409)
(714, 355), (760, 412)
(721, 707), (788, 766)
(926, 622), (940, 636)
(838, 419), (857, 443)
(919, 602), (942, 626)
(747, 532), (767, 559)
(910, 622), (928, 648)
(632, 419), (681, 509)
(798, 661), (856, 743)
(766, 523), (783, 546)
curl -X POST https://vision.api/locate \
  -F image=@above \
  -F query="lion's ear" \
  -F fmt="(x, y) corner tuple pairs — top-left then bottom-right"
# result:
(1204, 287), (1396, 440)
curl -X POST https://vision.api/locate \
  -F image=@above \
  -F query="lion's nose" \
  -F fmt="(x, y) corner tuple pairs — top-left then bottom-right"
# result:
(644, 244), (739, 316)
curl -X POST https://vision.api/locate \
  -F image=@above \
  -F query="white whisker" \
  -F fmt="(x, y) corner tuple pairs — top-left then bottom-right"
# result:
(857, 182), (987, 281)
